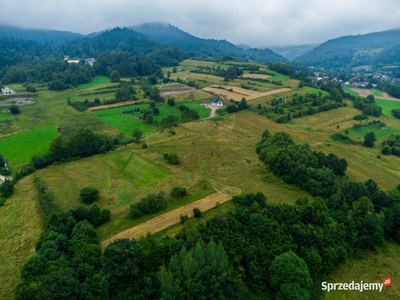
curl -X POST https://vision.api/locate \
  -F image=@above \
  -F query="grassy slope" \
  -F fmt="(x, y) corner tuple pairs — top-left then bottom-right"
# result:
(2, 59), (400, 299)
(325, 242), (400, 300)
(76, 76), (111, 89)
(94, 103), (182, 136)
(299, 86), (330, 96)
(0, 125), (58, 168)
(0, 176), (42, 300)
(375, 99), (400, 119)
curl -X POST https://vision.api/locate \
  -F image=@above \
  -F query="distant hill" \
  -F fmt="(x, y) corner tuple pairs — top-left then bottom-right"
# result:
(61, 27), (189, 66)
(236, 44), (251, 50)
(294, 29), (400, 69)
(0, 25), (83, 44)
(131, 22), (287, 63)
(269, 44), (319, 60)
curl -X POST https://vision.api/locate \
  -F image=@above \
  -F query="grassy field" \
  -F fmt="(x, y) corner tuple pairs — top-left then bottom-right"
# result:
(343, 86), (361, 97)
(76, 76), (111, 89)
(0, 176), (43, 300)
(0, 113), (14, 121)
(0, 125), (58, 168)
(2, 59), (400, 299)
(325, 242), (400, 300)
(375, 99), (400, 118)
(349, 126), (398, 140)
(101, 150), (171, 187)
(299, 86), (330, 96)
(94, 103), (182, 136)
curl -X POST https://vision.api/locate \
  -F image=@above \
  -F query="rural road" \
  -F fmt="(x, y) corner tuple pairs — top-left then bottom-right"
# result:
(100, 191), (233, 248)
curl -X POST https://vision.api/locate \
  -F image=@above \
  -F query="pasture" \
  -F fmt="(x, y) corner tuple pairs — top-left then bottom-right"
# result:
(0, 125), (58, 168)
(76, 76), (111, 89)
(299, 86), (330, 96)
(349, 126), (398, 140)
(375, 99), (400, 118)
(0, 113), (14, 121)
(94, 103), (181, 136)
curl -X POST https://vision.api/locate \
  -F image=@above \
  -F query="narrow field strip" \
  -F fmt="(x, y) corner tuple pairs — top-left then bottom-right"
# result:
(100, 192), (233, 248)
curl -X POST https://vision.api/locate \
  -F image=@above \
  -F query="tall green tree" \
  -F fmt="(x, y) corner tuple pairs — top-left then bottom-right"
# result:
(364, 132), (376, 147)
(159, 240), (231, 300)
(110, 70), (120, 83)
(132, 128), (142, 142)
(101, 238), (142, 287)
(269, 251), (312, 300)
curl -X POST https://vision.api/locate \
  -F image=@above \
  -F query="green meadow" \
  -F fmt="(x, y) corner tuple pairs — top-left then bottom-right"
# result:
(101, 151), (171, 187)
(0, 113), (14, 121)
(0, 125), (58, 167)
(94, 103), (181, 136)
(94, 101), (211, 136)
(375, 99), (400, 118)
(299, 86), (330, 96)
(77, 76), (111, 89)
(349, 126), (398, 140)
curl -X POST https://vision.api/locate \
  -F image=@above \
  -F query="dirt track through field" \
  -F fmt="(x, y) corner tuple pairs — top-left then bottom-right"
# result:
(203, 87), (291, 101)
(350, 88), (400, 101)
(100, 192), (232, 248)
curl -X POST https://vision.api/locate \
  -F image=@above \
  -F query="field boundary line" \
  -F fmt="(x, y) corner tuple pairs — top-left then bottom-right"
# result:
(100, 191), (237, 248)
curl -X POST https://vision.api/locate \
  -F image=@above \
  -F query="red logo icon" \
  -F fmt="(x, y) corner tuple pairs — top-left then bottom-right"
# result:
(383, 277), (392, 287)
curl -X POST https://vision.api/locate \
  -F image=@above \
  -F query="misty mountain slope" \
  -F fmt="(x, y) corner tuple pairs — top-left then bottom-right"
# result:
(131, 22), (287, 63)
(294, 29), (400, 69)
(0, 25), (84, 45)
(61, 27), (189, 66)
(269, 44), (319, 60)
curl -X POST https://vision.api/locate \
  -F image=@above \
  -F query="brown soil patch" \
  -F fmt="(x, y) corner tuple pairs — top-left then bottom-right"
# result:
(161, 89), (198, 96)
(100, 192), (232, 248)
(242, 73), (272, 79)
(203, 86), (291, 101)
(350, 88), (400, 101)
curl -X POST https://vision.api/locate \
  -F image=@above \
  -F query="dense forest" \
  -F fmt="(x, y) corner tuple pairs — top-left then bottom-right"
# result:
(0, 25), (84, 45)
(295, 29), (400, 69)
(0, 28), (189, 87)
(131, 22), (287, 63)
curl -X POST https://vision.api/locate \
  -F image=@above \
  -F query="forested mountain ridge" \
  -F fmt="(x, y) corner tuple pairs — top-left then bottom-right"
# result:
(269, 44), (319, 60)
(131, 22), (287, 63)
(0, 25), (84, 45)
(294, 28), (400, 69)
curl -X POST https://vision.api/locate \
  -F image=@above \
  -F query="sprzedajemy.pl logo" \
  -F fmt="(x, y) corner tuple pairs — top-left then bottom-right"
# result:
(322, 277), (392, 293)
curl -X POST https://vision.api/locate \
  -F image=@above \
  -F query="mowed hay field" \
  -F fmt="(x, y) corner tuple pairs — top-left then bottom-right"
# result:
(0, 125), (58, 168)
(0, 176), (43, 300)
(203, 86), (291, 101)
(242, 73), (272, 79)
(350, 87), (400, 101)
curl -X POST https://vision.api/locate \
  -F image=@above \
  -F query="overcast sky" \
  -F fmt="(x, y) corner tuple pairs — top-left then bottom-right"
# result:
(1, 0), (400, 47)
